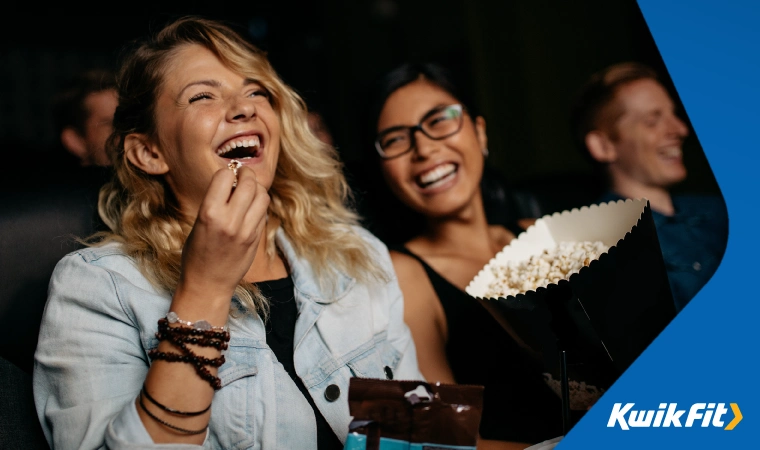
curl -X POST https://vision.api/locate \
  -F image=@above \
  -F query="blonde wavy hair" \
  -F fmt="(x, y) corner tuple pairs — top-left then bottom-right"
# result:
(92, 16), (386, 314)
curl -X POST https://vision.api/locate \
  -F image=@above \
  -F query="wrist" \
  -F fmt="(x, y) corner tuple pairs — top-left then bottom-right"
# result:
(170, 283), (233, 329)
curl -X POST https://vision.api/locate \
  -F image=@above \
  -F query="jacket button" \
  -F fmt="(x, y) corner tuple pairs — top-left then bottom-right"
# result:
(324, 384), (340, 402)
(384, 366), (393, 380)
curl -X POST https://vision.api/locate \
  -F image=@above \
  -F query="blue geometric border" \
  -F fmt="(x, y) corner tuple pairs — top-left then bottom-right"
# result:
(558, 1), (760, 448)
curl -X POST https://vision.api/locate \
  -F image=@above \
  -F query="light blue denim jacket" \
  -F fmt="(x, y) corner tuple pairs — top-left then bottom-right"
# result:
(33, 226), (423, 449)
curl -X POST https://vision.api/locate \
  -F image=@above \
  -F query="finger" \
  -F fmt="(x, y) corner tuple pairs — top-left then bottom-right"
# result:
(224, 167), (261, 229)
(248, 207), (268, 252)
(241, 182), (270, 238)
(202, 167), (239, 207)
(227, 166), (259, 209)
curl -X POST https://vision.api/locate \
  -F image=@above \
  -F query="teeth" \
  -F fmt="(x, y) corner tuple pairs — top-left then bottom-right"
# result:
(660, 147), (682, 158)
(418, 163), (457, 186)
(216, 135), (261, 157)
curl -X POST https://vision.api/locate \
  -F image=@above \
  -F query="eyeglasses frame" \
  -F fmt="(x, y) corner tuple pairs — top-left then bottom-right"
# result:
(374, 104), (466, 160)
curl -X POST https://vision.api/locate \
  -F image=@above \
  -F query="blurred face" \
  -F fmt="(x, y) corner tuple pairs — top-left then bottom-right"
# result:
(307, 112), (333, 146)
(153, 44), (281, 214)
(607, 78), (689, 189)
(377, 80), (487, 218)
(82, 89), (117, 166)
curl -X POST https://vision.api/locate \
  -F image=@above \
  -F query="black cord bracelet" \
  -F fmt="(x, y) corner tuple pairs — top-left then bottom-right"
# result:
(138, 393), (208, 435)
(141, 384), (211, 417)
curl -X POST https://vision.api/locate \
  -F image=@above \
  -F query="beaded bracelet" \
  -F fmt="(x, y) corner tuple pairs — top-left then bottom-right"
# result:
(141, 384), (211, 416)
(148, 349), (224, 390)
(151, 313), (230, 390)
(156, 321), (229, 354)
(166, 311), (228, 332)
(148, 349), (225, 368)
(156, 320), (230, 346)
(160, 338), (227, 366)
(155, 331), (229, 351)
(138, 393), (208, 435)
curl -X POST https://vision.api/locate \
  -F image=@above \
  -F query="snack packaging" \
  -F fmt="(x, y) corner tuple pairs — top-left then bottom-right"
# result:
(466, 199), (676, 424)
(343, 378), (483, 450)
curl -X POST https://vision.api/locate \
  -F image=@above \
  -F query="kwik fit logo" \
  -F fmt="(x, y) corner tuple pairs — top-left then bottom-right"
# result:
(607, 403), (743, 430)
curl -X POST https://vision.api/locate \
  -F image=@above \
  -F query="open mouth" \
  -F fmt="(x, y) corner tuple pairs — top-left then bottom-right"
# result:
(415, 163), (458, 190)
(658, 146), (682, 159)
(216, 135), (262, 160)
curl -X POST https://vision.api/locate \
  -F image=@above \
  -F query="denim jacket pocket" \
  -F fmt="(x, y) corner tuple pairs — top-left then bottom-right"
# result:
(347, 332), (401, 379)
(377, 339), (402, 374)
(218, 361), (258, 387)
(209, 340), (264, 449)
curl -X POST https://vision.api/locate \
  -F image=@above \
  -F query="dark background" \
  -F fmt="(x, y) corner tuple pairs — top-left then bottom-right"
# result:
(0, 1), (720, 197)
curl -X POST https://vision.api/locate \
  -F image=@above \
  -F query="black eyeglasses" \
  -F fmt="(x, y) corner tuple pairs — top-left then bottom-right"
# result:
(375, 104), (465, 159)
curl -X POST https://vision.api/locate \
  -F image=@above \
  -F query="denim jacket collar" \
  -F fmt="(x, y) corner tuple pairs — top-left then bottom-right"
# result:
(275, 227), (355, 304)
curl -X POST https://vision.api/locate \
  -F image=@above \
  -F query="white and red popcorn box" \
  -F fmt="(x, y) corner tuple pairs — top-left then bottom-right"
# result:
(466, 198), (676, 413)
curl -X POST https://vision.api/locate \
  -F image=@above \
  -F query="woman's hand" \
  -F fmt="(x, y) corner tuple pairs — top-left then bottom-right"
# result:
(140, 166), (269, 444)
(176, 165), (270, 306)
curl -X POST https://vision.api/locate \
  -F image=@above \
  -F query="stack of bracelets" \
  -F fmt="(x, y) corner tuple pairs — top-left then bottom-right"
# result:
(140, 312), (231, 435)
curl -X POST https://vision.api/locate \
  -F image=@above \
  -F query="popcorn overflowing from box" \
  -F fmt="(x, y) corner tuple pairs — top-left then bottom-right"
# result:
(467, 198), (677, 414)
(483, 240), (608, 298)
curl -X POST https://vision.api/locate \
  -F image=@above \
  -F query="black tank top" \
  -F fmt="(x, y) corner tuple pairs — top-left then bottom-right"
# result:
(259, 276), (344, 450)
(391, 244), (564, 443)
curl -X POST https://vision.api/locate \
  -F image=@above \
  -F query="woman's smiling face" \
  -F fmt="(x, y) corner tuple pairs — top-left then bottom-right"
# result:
(377, 79), (487, 218)
(150, 44), (281, 216)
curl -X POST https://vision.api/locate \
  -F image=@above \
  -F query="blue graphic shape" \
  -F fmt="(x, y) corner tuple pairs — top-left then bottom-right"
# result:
(558, 1), (760, 449)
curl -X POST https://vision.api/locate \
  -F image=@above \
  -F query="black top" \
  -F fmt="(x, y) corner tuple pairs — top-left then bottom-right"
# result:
(391, 243), (564, 444)
(260, 276), (343, 450)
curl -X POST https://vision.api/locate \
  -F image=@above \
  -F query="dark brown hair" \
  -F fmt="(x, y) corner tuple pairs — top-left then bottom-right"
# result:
(52, 68), (117, 134)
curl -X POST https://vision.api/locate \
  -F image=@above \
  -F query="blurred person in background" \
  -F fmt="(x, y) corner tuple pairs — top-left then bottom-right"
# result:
(368, 62), (564, 449)
(571, 61), (728, 312)
(52, 68), (118, 168)
(307, 110), (334, 147)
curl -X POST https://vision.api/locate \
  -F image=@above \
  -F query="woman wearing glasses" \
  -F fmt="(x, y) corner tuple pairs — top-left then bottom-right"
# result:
(369, 63), (563, 449)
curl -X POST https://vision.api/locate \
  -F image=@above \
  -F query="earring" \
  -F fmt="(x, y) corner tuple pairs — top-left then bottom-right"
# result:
(482, 147), (489, 158)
